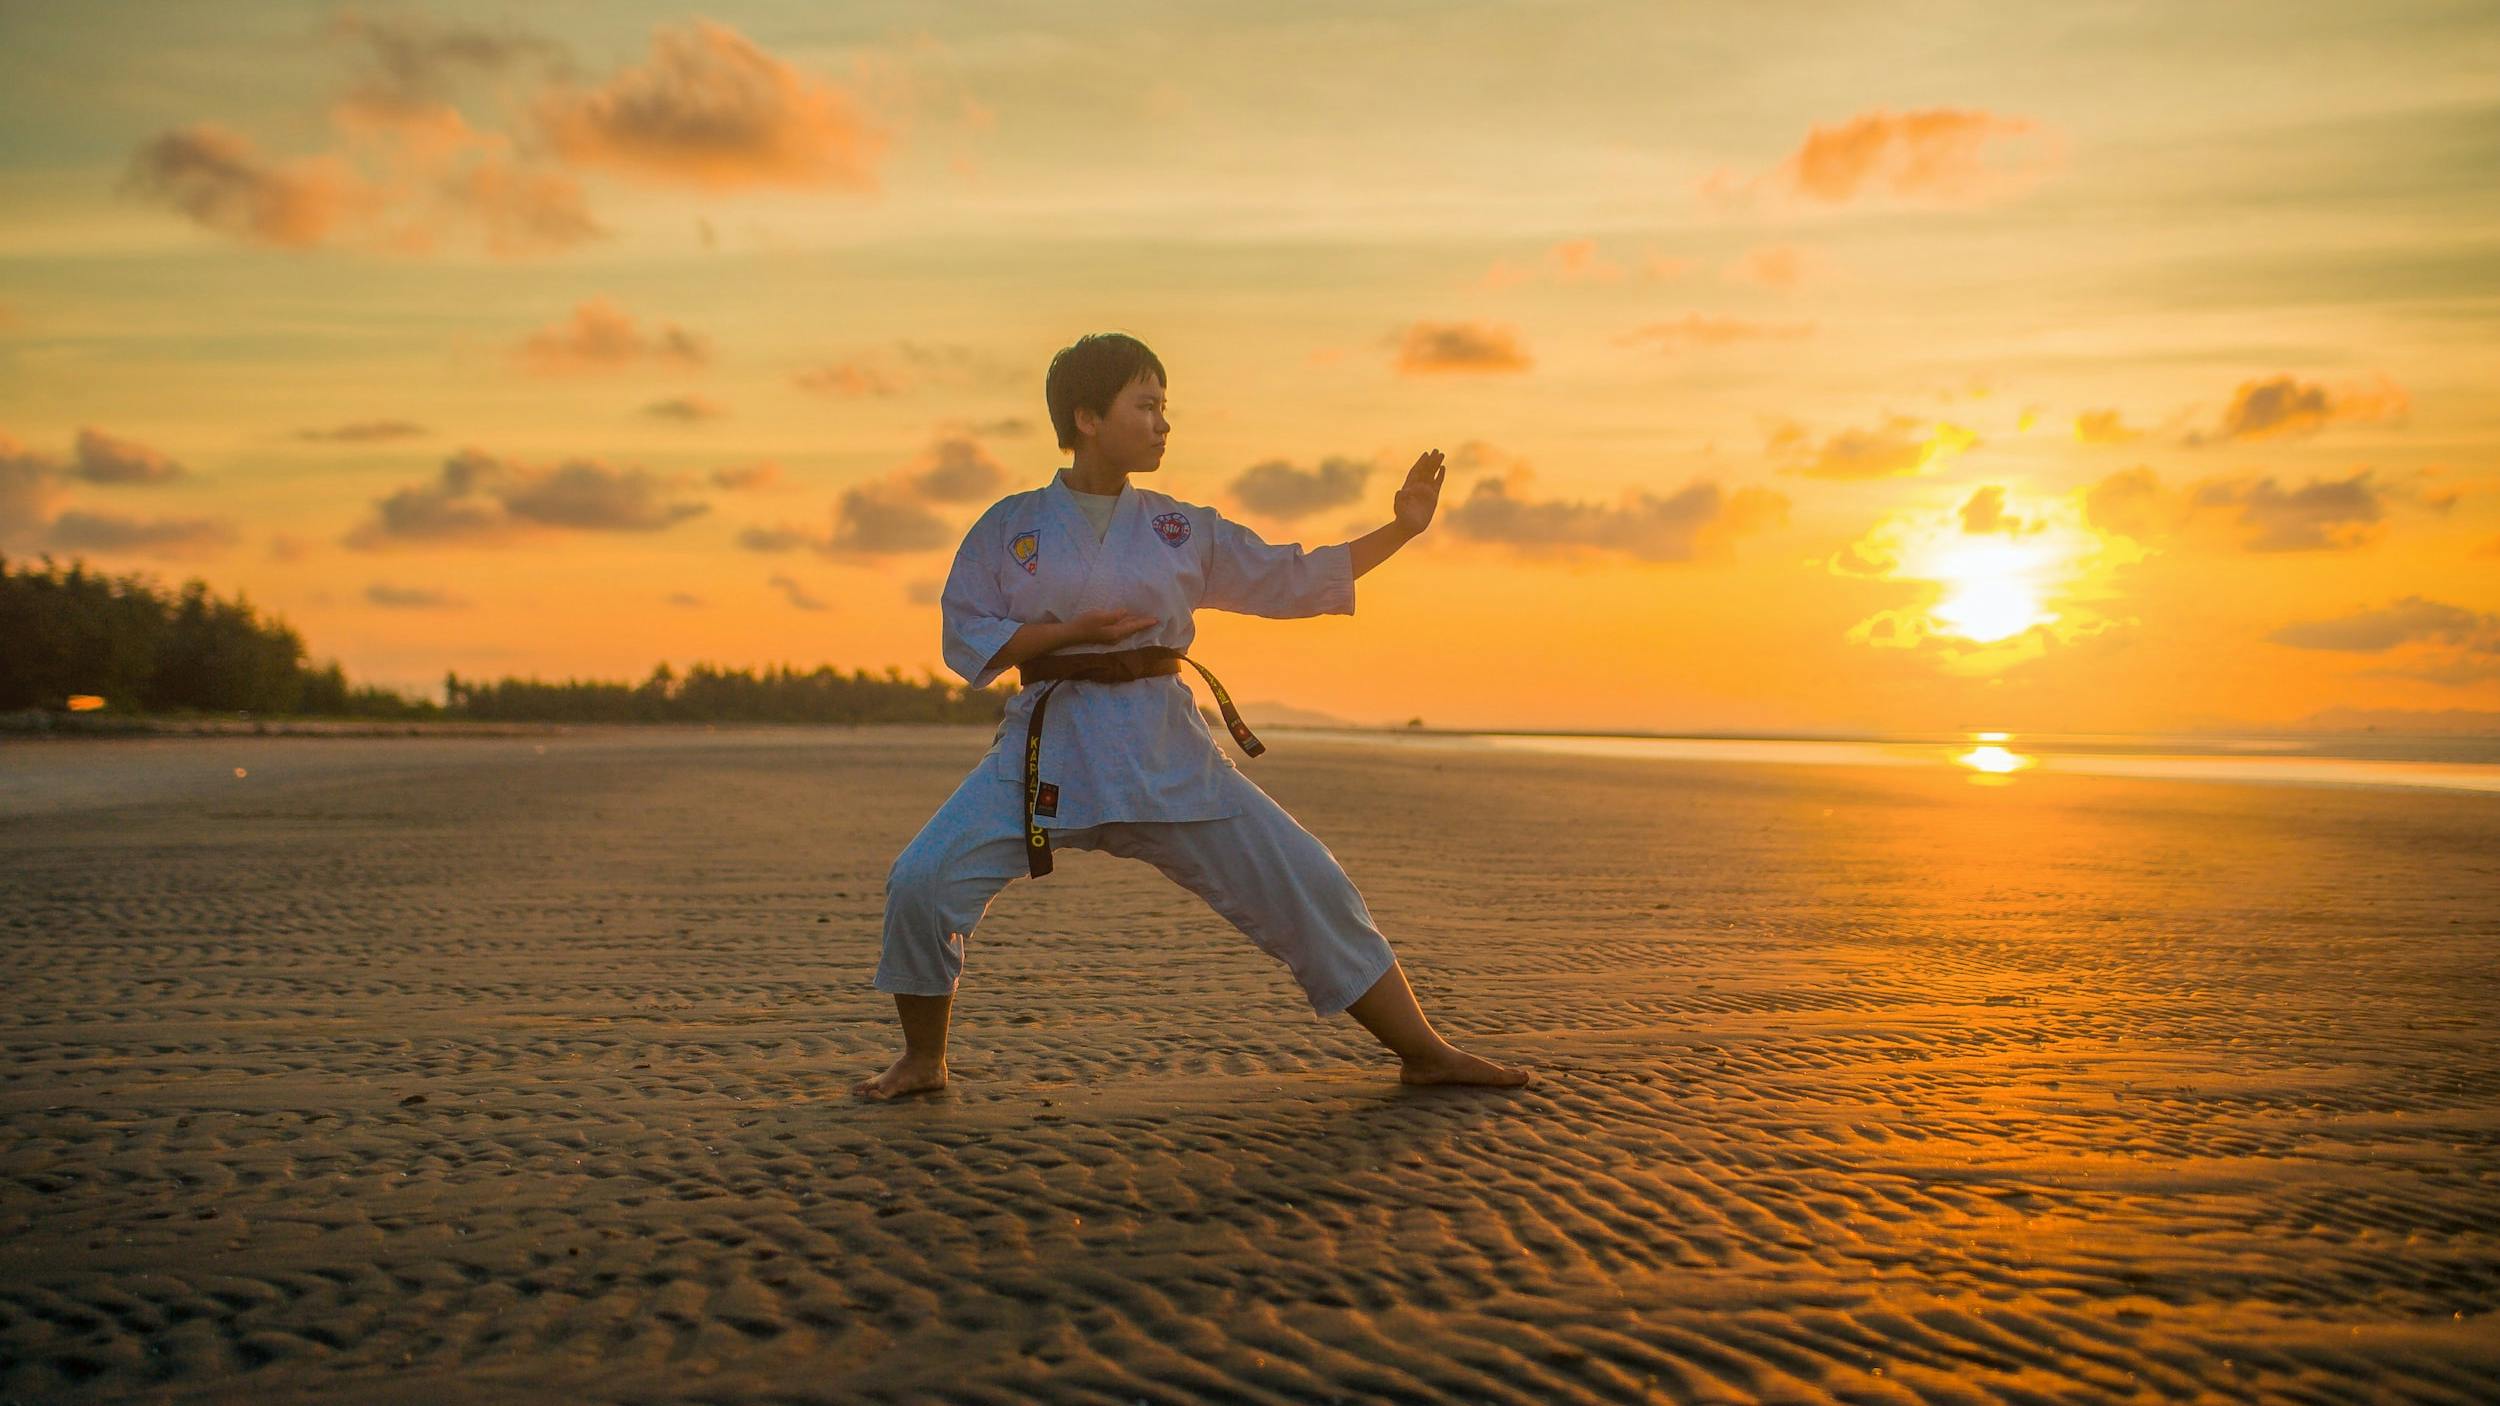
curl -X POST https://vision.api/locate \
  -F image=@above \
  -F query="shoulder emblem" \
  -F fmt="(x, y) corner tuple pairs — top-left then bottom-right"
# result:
(1151, 512), (1191, 547)
(1010, 529), (1039, 575)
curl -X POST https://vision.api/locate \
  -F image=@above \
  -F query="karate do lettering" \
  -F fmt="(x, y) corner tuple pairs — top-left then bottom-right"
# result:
(1025, 728), (1048, 849)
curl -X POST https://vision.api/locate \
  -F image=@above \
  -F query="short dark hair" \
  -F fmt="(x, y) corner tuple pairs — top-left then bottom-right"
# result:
(1045, 333), (1166, 452)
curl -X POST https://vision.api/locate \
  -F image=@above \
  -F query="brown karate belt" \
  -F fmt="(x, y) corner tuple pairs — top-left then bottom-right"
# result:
(1015, 645), (1264, 878)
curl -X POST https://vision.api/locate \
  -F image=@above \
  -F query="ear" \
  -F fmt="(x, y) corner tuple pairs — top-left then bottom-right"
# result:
(1073, 404), (1101, 440)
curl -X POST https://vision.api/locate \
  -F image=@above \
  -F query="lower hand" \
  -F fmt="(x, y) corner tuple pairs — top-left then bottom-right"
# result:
(1068, 608), (1159, 646)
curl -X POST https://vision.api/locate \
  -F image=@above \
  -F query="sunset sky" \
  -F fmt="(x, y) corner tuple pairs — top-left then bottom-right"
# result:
(3, 1), (2496, 735)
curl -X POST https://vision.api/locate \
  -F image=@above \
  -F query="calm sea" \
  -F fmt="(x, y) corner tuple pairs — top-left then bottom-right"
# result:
(1279, 729), (2500, 795)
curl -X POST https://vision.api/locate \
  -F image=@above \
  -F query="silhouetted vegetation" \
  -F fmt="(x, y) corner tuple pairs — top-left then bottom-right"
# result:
(444, 662), (1007, 725)
(1, 554), (1008, 726)
(0, 551), (390, 715)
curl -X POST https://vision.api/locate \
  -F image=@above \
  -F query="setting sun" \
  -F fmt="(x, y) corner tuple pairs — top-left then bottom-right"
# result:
(1922, 538), (2056, 643)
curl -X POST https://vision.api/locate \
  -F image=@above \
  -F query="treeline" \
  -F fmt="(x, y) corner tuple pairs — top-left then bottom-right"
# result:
(446, 663), (1007, 725)
(0, 551), (414, 716)
(1, 553), (1008, 725)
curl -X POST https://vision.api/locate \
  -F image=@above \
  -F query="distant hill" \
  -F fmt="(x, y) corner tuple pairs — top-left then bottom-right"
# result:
(1235, 699), (1357, 728)
(2280, 707), (2500, 736)
(1192, 699), (1357, 732)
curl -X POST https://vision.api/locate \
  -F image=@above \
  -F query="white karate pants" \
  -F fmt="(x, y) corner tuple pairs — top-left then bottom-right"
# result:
(874, 766), (1400, 1017)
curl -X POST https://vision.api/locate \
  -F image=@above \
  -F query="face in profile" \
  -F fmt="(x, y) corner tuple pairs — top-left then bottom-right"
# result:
(1081, 373), (1169, 476)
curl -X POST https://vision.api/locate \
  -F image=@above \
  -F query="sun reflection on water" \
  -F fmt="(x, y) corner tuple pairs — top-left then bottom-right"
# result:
(1956, 734), (2034, 785)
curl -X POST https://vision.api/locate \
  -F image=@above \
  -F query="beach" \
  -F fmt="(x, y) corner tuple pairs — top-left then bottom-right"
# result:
(2, 725), (2496, 1403)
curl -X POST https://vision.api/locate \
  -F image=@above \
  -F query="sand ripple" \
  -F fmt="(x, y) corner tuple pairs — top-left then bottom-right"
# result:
(3, 726), (2496, 1402)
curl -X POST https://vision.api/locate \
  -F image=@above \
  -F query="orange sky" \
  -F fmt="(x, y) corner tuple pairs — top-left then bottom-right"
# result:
(2, 3), (2496, 734)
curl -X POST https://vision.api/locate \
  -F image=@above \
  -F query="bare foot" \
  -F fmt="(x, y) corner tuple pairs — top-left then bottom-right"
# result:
(1400, 1045), (1532, 1087)
(854, 1053), (948, 1100)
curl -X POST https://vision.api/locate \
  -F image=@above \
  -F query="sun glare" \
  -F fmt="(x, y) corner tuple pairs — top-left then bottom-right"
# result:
(1921, 539), (2056, 643)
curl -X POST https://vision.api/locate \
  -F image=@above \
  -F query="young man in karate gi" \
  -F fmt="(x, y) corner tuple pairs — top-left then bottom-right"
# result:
(856, 332), (1530, 1099)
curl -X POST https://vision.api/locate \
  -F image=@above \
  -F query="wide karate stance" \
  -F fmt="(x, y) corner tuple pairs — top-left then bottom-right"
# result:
(857, 332), (1531, 1099)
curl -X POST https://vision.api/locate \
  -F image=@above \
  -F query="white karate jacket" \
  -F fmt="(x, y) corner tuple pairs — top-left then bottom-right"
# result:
(940, 468), (1355, 828)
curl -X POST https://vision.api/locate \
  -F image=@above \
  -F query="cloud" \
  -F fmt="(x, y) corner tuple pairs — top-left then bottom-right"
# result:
(667, 591), (706, 607)
(903, 437), (1005, 502)
(1443, 476), (1787, 562)
(1392, 322), (1530, 375)
(951, 416), (1034, 439)
(2084, 466), (2404, 552)
(644, 394), (727, 421)
(1228, 457), (1373, 521)
(737, 433), (1000, 559)
(344, 447), (709, 548)
(1, 431), (231, 558)
(0, 440), (71, 548)
(767, 573), (829, 611)
(122, 123), (369, 249)
(267, 533), (313, 562)
(2266, 596), (2500, 653)
(1723, 244), (1814, 289)
(125, 88), (601, 259)
(828, 483), (950, 553)
(366, 582), (471, 610)
(121, 13), (593, 261)
(1772, 414), (1978, 480)
(518, 298), (709, 373)
(905, 578), (943, 606)
(2073, 409), (2140, 445)
(325, 11), (573, 114)
(1481, 239), (1630, 289)
(895, 340), (1025, 388)
(1619, 315), (1814, 353)
(737, 524), (811, 553)
(43, 510), (240, 558)
(500, 461), (711, 531)
(794, 344), (1023, 400)
(738, 482), (952, 558)
(2187, 469), (2386, 551)
(1705, 107), (2053, 209)
(534, 21), (887, 191)
(710, 462), (782, 492)
(1958, 485), (2041, 536)
(297, 419), (428, 443)
(793, 363), (901, 398)
(2082, 466), (2166, 541)
(72, 428), (186, 485)
(2186, 374), (2409, 446)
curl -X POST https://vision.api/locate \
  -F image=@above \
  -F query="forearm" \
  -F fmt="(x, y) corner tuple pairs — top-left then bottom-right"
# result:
(982, 619), (1087, 675)
(1347, 520), (1419, 579)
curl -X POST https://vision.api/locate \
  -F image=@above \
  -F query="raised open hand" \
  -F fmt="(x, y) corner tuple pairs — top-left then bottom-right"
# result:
(1394, 448), (1447, 536)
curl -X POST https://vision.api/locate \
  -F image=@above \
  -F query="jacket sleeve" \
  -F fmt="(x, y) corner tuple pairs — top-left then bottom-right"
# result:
(940, 514), (1023, 689)
(1199, 507), (1356, 619)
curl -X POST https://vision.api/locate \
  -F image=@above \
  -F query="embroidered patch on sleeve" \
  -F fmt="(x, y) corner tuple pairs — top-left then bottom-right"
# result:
(1010, 529), (1040, 575)
(1152, 512), (1191, 547)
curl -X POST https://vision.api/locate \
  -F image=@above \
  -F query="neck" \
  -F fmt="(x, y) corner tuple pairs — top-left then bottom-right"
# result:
(1063, 454), (1126, 496)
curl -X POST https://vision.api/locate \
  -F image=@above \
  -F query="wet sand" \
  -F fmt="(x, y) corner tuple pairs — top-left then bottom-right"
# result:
(2, 725), (2496, 1403)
